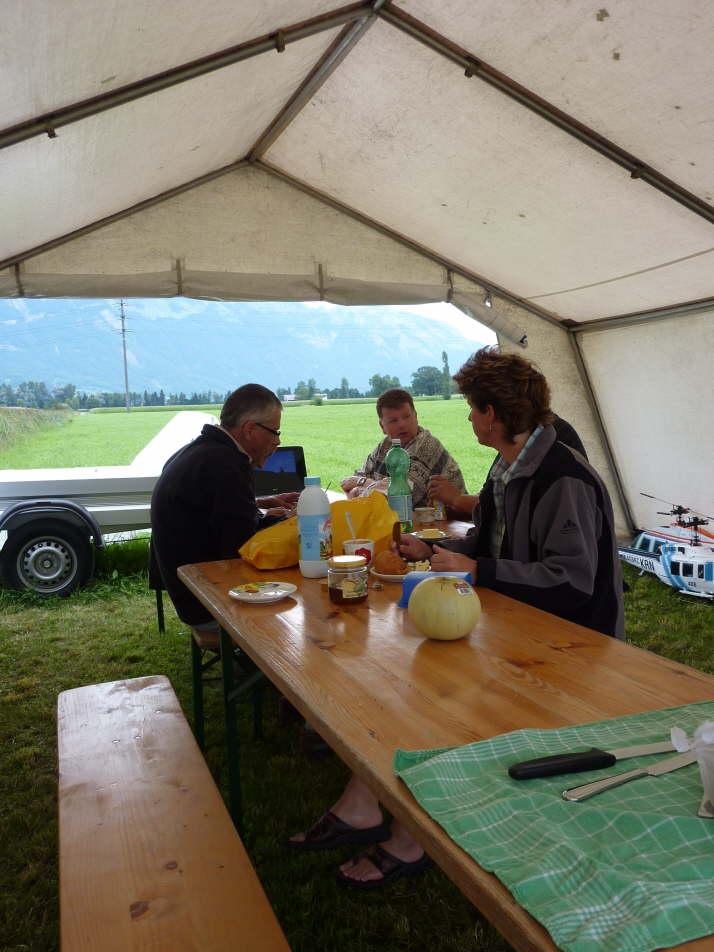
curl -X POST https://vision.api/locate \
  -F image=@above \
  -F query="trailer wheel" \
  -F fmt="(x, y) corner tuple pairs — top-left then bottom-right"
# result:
(2, 521), (93, 596)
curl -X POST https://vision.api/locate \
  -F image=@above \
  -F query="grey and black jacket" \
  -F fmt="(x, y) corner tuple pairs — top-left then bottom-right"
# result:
(442, 425), (624, 639)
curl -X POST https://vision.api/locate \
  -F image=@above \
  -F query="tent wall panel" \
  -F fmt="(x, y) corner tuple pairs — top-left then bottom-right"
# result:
(579, 310), (714, 531)
(0, 270), (18, 297)
(12, 168), (449, 300)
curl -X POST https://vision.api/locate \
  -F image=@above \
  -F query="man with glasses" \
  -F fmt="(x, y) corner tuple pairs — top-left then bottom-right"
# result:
(151, 383), (298, 630)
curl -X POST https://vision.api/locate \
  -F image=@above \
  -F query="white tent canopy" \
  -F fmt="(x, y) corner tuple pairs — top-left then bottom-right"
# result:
(2, 0), (713, 533)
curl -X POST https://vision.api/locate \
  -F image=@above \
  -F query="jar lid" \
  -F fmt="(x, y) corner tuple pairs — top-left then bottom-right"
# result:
(328, 555), (367, 569)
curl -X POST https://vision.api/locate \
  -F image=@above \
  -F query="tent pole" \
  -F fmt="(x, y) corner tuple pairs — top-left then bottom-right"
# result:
(567, 330), (637, 533)
(0, 4), (370, 151)
(249, 0), (388, 159)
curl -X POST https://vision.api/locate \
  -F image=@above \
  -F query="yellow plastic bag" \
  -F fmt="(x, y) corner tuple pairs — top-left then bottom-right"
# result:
(238, 492), (399, 570)
(239, 516), (299, 570)
(331, 493), (398, 557)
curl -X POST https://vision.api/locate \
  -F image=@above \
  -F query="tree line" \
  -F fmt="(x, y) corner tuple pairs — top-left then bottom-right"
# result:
(280, 354), (455, 401)
(0, 355), (455, 410)
(0, 382), (230, 410)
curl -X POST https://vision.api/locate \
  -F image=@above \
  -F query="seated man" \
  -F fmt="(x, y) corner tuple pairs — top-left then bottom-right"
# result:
(341, 388), (466, 509)
(151, 383), (298, 630)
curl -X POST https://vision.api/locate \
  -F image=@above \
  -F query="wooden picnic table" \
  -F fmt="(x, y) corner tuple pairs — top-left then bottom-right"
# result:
(177, 552), (714, 952)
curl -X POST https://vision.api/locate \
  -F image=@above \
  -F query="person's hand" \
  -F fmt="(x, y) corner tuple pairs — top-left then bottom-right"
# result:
(397, 534), (432, 561)
(341, 476), (361, 493)
(275, 491), (299, 510)
(429, 545), (477, 580)
(264, 507), (293, 520)
(428, 475), (461, 507)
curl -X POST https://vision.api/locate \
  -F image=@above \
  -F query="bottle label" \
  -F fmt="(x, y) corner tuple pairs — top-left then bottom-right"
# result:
(388, 494), (413, 530)
(298, 514), (332, 562)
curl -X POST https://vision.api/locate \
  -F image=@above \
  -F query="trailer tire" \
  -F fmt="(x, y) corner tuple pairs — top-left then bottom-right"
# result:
(2, 521), (93, 596)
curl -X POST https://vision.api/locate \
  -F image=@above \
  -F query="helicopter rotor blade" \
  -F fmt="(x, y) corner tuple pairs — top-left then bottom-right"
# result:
(641, 493), (714, 522)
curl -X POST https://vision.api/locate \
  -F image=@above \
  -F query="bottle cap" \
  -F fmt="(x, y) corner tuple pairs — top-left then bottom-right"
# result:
(304, 476), (321, 486)
(328, 555), (367, 569)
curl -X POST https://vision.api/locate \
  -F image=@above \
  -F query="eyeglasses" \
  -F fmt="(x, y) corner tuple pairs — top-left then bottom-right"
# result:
(254, 421), (281, 438)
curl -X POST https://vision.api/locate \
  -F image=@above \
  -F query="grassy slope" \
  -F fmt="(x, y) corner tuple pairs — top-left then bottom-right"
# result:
(0, 410), (179, 468)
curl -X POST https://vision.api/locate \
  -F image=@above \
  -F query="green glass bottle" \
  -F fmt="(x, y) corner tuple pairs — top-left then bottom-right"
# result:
(385, 438), (413, 533)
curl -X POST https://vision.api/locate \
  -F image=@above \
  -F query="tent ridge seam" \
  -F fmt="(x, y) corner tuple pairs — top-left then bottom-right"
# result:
(530, 246), (714, 300)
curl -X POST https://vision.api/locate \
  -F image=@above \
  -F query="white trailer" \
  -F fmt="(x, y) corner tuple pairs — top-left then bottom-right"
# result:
(0, 411), (215, 596)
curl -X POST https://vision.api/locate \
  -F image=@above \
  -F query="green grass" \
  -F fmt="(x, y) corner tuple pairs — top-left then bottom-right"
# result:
(280, 398), (494, 494)
(0, 540), (508, 952)
(1, 550), (712, 952)
(2, 410), (713, 951)
(0, 407), (72, 449)
(0, 410), (180, 468)
(1, 400), (495, 493)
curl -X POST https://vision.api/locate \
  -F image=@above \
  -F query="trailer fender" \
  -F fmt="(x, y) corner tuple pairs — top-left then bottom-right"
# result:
(0, 498), (105, 549)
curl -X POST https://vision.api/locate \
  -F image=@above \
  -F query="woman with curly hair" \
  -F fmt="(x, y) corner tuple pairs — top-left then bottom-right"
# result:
(403, 345), (624, 639)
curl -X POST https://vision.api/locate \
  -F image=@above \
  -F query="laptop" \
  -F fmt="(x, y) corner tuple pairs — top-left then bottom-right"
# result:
(253, 445), (307, 496)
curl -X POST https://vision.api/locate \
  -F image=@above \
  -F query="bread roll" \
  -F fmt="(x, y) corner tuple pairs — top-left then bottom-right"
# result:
(374, 550), (408, 575)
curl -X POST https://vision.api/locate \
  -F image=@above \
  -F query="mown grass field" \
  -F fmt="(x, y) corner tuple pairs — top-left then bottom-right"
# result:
(1, 399), (496, 494)
(1, 408), (713, 952)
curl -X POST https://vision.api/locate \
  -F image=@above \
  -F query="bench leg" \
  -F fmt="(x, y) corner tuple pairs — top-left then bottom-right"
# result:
(191, 635), (206, 751)
(221, 626), (243, 833)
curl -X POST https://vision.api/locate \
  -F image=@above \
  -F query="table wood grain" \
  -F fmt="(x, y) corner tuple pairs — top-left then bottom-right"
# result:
(178, 559), (714, 952)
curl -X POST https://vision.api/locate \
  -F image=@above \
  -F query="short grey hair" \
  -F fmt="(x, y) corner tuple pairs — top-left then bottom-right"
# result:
(220, 384), (281, 429)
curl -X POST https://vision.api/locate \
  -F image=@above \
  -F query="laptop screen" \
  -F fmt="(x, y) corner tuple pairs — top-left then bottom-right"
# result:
(253, 445), (306, 496)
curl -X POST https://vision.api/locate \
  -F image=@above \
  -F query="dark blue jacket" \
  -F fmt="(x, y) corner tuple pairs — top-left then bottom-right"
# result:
(150, 424), (274, 624)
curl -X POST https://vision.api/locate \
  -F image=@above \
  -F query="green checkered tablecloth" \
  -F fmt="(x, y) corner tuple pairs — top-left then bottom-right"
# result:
(394, 701), (714, 952)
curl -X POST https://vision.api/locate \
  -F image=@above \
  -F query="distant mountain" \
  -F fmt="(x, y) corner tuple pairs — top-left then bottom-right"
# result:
(0, 298), (494, 395)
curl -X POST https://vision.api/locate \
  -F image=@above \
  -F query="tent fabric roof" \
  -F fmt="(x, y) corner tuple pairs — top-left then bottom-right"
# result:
(2, 0), (712, 323)
(2, 0), (713, 529)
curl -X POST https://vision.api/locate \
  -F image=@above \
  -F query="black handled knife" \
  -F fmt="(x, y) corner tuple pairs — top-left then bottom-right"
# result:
(508, 740), (674, 780)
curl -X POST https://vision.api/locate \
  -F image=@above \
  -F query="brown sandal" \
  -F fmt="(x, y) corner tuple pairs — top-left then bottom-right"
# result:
(335, 844), (434, 889)
(286, 811), (390, 852)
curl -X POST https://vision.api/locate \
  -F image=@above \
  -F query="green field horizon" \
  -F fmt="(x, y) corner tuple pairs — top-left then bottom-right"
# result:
(0, 400), (497, 494)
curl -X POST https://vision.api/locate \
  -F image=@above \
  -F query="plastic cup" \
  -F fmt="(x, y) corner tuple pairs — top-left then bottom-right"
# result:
(342, 539), (375, 564)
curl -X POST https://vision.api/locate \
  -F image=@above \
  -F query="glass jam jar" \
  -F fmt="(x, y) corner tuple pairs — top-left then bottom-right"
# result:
(327, 555), (368, 605)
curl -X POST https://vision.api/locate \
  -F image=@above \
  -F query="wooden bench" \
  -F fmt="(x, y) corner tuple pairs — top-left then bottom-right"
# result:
(57, 675), (289, 951)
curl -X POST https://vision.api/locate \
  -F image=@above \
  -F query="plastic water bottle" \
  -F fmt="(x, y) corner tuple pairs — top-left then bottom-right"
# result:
(385, 439), (413, 533)
(297, 476), (332, 577)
